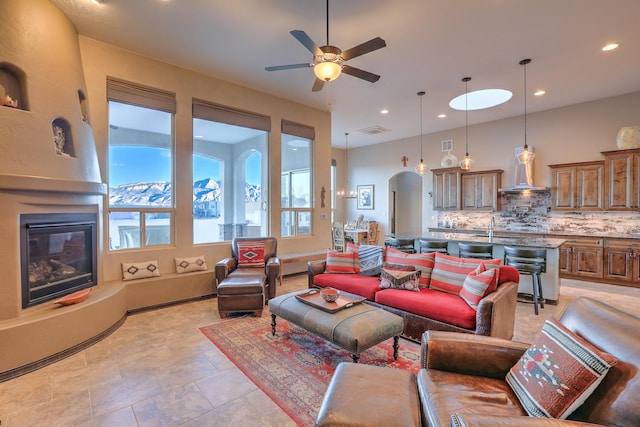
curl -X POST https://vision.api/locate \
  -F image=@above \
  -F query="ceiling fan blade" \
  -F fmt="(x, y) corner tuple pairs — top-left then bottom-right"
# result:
(265, 63), (312, 71)
(342, 65), (381, 83)
(312, 78), (326, 92)
(340, 37), (386, 61)
(290, 30), (322, 55)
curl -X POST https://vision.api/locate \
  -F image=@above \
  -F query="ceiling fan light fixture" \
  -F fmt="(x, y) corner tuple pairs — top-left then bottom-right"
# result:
(314, 61), (342, 82)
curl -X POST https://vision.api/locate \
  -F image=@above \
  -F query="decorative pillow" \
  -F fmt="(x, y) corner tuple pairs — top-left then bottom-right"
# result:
(175, 255), (208, 273)
(459, 263), (498, 310)
(430, 252), (500, 294)
(382, 262), (416, 272)
(379, 268), (421, 291)
(384, 248), (435, 287)
(351, 244), (383, 276)
(237, 241), (266, 267)
(506, 318), (617, 419)
(122, 260), (161, 281)
(326, 249), (357, 274)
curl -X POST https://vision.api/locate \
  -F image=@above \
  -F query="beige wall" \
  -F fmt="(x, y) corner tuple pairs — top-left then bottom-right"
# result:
(78, 37), (332, 281)
(340, 91), (640, 235)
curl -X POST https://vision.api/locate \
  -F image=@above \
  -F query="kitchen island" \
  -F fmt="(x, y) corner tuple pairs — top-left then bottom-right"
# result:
(395, 231), (566, 303)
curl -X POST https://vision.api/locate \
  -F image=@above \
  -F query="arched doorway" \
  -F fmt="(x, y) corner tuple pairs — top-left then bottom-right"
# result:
(388, 171), (422, 235)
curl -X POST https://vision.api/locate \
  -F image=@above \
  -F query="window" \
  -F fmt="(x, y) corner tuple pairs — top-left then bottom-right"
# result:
(192, 99), (270, 243)
(106, 78), (176, 250)
(281, 120), (314, 237)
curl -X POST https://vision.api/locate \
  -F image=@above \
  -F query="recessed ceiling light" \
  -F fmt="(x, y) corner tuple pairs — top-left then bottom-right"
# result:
(602, 42), (619, 51)
(534, 90), (546, 96)
(91, 0), (103, 4)
(449, 89), (513, 110)
(380, 109), (389, 114)
(438, 114), (446, 118)
(194, 135), (203, 138)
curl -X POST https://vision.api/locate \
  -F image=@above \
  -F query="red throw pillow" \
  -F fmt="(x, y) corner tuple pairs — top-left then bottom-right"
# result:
(236, 241), (266, 267)
(506, 318), (617, 419)
(325, 249), (357, 274)
(430, 252), (500, 294)
(459, 263), (498, 310)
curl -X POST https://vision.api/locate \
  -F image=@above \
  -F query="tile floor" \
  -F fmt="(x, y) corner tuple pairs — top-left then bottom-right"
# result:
(1, 275), (639, 426)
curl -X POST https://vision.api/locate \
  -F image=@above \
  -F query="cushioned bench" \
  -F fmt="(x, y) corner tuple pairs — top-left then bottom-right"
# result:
(268, 290), (404, 362)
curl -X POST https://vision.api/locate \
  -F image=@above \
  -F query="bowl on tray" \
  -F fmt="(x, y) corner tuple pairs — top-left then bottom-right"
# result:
(320, 288), (340, 303)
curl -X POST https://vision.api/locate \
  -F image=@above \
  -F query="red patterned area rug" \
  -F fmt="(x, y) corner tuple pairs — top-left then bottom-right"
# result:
(200, 316), (421, 427)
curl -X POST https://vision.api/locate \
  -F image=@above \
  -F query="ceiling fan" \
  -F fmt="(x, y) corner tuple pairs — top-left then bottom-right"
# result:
(264, 0), (386, 92)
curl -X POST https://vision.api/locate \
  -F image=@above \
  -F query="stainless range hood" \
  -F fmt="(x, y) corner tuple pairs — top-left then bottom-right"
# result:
(498, 146), (550, 193)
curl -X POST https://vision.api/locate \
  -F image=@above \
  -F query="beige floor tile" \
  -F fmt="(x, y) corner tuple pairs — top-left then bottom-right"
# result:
(86, 406), (138, 427)
(5, 389), (92, 427)
(132, 382), (213, 427)
(195, 367), (259, 409)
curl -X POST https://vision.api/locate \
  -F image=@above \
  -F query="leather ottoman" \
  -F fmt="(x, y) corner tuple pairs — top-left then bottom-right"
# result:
(316, 362), (420, 427)
(217, 276), (265, 318)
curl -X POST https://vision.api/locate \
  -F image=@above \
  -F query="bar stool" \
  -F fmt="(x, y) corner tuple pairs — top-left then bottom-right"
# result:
(458, 243), (494, 260)
(384, 238), (415, 253)
(419, 239), (448, 254)
(504, 246), (546, 315)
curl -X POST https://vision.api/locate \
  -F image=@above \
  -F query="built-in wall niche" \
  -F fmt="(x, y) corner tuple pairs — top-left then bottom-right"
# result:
(0, 63), (27, 110)
(78, 89), (90, 124)
(52, 118), (75, 158)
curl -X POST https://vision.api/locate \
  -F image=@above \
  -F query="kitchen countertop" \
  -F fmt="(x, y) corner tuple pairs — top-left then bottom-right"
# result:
(427, 227), (640, 241)
(397, 231), (566, 249)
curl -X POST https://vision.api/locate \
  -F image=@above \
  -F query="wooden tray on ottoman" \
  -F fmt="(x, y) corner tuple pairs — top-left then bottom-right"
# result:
(295, 289), (365, 313)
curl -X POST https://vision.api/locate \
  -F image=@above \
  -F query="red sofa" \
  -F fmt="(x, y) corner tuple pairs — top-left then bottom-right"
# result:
(307, 256), (519, 341)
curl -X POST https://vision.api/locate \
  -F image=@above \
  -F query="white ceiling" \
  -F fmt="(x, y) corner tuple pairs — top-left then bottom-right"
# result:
(51, 0), (640, 148)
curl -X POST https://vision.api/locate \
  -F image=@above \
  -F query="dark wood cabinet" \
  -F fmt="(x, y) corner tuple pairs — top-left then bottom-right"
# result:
(602, 149), (640, 210)
(604, 239), (640, 283)
(559, 237), (603, 279)
(432, 167), (461, 211)
(461, 170), (502, 211)
(549, 161), (603, 210)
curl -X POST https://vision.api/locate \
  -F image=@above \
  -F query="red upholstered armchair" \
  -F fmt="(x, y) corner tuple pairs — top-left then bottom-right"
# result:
(215, 237), (280, 301)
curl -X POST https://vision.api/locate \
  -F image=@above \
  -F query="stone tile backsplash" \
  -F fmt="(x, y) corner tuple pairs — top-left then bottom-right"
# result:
(436, 192), (640, 236)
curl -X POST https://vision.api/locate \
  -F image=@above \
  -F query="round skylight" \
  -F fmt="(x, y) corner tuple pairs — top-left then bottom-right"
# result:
(449, 89), (513, 111)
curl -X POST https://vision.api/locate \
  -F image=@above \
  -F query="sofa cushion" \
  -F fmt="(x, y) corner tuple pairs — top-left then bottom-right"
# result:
(326, 249), (357, 274)
(459, 264), (499, 310)
(313, 273), (381, 300)
(498, 265), (520, 285)
(122, 260), (160, 281)
(237, 241), (266, 267)
(506, 318), (617, 419)
(430, 252), (500, 294)
(347, 243), (383, 276)
(379, 268), (421, 292)
(384, 248), (435, 287)
(375, 288), (477, 330)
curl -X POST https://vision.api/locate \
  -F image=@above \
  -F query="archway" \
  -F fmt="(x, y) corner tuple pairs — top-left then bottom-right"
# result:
(388, 171), (422, 235)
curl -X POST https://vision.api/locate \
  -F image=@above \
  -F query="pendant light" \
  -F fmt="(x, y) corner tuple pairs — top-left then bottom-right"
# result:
(459, 77), (474, 170)
(415, 91), (427, 175)
(517, 58), (535, 164)
(337, 132), (357, 198)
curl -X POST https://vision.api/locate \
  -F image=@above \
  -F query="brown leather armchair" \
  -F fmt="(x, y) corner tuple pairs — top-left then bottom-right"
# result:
(215, 237), (280, 302)
(420, 297), (639, 426)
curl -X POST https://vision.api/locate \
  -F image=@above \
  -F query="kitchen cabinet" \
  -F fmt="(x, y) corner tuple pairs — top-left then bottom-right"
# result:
(461, 170), (502, 211)
(549, 161), (603, 210)
(432, 167), (461, 211)
(602, 148), (640, 210)
(559, 237), (603, 279)
(604, 238), (640, 283)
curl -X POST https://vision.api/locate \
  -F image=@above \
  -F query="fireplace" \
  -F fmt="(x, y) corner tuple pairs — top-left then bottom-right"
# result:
(20, 213), (97, 308)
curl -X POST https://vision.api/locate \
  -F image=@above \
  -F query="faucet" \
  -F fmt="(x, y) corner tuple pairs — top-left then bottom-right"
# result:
(488, 216), (495, 240)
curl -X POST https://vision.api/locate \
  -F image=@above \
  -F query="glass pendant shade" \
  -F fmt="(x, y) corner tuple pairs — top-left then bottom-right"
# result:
(339, 132), (356, 198)
(517, 59), (533, 164)
(517, 145), (535, 163)
(415, 160), (427, 175)
(314, 61), (341, 82)
(460, 154), (475, 170)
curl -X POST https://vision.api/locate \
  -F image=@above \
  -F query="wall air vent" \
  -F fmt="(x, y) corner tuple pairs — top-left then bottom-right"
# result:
(358, 125), (391, 135)
(442, 139), (453, 152)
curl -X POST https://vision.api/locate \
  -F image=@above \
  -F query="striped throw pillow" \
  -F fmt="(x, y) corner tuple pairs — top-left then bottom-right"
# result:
(430, 252), (500, 294)
(347, 243), (383, 276)
(459, 263), (498, 310)
(326, 249), (357, 274)
(383, 248), (435, 287)
(237, 241), (266, 267)
(506, 318), (617, 419)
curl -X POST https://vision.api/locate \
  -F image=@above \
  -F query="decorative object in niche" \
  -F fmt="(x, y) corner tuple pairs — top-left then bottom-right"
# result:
(1, 94), (18, 108)
(52, 124), (68, 156)
(51, 118), (75, 157)
(616, 126), (640, 149)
